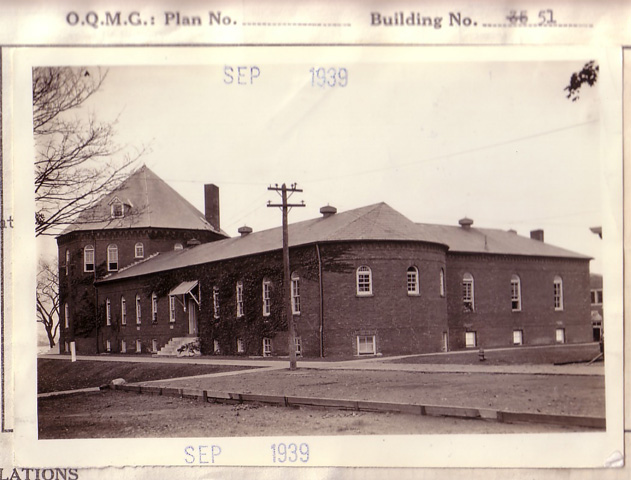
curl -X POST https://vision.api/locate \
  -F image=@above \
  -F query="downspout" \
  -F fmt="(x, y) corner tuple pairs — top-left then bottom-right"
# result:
(316, 243), (324, 358)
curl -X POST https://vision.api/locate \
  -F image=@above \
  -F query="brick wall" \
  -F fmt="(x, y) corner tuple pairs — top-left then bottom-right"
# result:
(446, 253), (591, 350)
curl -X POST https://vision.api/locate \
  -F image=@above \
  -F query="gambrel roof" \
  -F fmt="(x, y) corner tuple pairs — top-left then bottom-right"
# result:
(98, 202), (589, 284)
(59, 165), (225, 236)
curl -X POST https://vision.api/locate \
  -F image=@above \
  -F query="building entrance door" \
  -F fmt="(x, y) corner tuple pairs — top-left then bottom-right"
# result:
(188, 298), (198, 335)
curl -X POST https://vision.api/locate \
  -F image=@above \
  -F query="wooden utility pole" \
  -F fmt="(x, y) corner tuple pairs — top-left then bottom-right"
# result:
(267, 183), (305, 370)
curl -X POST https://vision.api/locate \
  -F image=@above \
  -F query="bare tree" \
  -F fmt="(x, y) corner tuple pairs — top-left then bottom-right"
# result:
(33, 67), (145, 236)
(36, 258), (60, 348)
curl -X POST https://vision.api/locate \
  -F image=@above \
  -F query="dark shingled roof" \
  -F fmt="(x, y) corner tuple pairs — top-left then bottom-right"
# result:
(59, 165), (226, 236)
(98, 203), (588, 284)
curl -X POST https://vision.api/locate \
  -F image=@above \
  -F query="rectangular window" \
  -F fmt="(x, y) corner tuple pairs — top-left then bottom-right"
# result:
(513, 330), (523, 345)
(152, 339), (158, 353)
(152, 294), (158, 323)
(462, 274), (474, 312)
(407, 267), (419, 295)
(136, 339), (142, 353)
(121, 340), (127, 353)
(135, 243), (144, 258)
(107, 245), (118, 271)
(465, 331), (477, 348)
(291, 276), (301, 314)
(294, 337), (302, 357)
(591, 289), (603, 305)
(84, 246), (94, 272)
(357, 335), (376, 355)
(262, 280), (271, 316)
(554, 277), (564, 311)
(439, 269), (446, 297)
(65, 250), (70, 275)
(556, 328), (566, 344)
(169, 296), (176, 323)
(511, 276), (521, 311)
(237, 338), (244, 353)
(442, 332), (448, 352)
(262, 337), (272, 357)
(106, 340), (111, 352)
(236, 282), (244, 317)
(213, 340), (220, 354)
(106, 298), (111, 326)
(356, 267), (372, 295)
(136, 295), (141, 324)
(213, 286), (220, 318)
(121, 297), (127, 325)
(64, 303), (69, 329)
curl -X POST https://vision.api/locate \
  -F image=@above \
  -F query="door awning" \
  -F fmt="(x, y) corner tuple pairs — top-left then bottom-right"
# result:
(169, 280), (199, 296)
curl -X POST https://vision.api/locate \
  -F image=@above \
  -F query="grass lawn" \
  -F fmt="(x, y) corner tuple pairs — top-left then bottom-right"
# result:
(37, 358), (254, 393)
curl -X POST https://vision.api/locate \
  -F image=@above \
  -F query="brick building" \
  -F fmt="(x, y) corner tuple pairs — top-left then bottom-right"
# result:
(74, 176), (592, 357)
(56, 165), (228, 353)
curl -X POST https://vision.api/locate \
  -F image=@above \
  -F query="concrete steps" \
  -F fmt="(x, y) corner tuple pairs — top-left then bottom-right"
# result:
(156, 337), (200, 357)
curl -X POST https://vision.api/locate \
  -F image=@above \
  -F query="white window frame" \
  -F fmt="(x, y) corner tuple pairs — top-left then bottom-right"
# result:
(294, 336), (302, 357)
(121, 296), (127, 325)
(151, 292), (158, 323)
(291, 273), (301, 314)
(64, 303), (69, 329)
(121, 339), (127, 353)
(106, 340), (111, 352)
(356, 335), (376, 355)
(237, 338), (245, 353)
(136, 339), (142, 353)
(213, 286), (220, 318)
(135, 242), (144, 258)
(439, 268), (446, 297)
(356, 266), (372, 296)
(407, 266), (419, 295)
(169, 295), (176, 323)
(465, 331), (477, 348)
(152, 339), (158, 353)
(556, 328), (566, 344)
(262, 279), (271, 316)
(84, 245), (94, 272)
(511, 275), (522, 312)
(135, 294), (142, 324)
(107, 244), (118, 271)
(591, 289), (603, 306)
(462, 273), (474, 312)
(106, 298), (111, 326)
(262, 337), (272, 357)
(513, 329), (523, 345)
(111, 200), (124, 218)
(213, 340), (221, 354)
(236, 281), (244, 317)
(554, 276), (564, 311)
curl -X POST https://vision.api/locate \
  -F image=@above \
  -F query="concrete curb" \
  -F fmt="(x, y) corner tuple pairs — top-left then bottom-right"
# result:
(111, 383), (605, 429)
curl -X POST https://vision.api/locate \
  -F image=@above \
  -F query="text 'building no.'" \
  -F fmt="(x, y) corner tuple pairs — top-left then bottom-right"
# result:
(57, 166), (593, 358)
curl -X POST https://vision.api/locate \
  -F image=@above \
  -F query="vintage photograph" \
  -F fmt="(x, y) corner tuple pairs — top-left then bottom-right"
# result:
(26, 49), (614, 463)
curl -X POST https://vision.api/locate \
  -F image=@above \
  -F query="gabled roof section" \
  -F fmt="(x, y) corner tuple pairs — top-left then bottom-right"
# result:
(414, 223), (590, 259)
(59, 165), (226, 236)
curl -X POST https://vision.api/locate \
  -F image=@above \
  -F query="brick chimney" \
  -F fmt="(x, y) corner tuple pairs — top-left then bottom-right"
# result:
(204, 184), (220, 232)
(530, 229), (544, 242)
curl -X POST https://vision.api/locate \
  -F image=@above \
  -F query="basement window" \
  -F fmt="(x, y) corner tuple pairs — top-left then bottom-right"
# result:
(136, 339), (142, 353)
(237, 338), (245, 353)
(262, 337), (272, 357)
(121, 340), (127, 353)
(513, 330), (523, 345)
(356, 335), (376, 355)
(152, 339), (158, 353)
(556, 328), (566, 344)
(106, 340), (111, 352)
(465, 331), (477, 348)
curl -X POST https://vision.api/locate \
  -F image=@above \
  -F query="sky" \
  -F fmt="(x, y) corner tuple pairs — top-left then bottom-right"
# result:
(36, 49), (605, 274)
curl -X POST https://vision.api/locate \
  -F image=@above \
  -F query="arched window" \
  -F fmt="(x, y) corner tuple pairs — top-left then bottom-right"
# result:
(135, 294), (142, 324)
(107, 244), (118, 271)
(121, 296), (127, 325)
(553, 275), (563, 311)
(407, 266), (419, 295)
(135, 242), (144, 258)
(111, 199), (124, 218)
(511, 275), (522, 311)
(84, 245), (94, 272)
(291, 272), (301, 314)
(356, 266), (372, 295)
(262, 278), (271, 316)
(151, 292), (158, 323)
(462, 273), (474, 312)
(439, 268), (446, 297)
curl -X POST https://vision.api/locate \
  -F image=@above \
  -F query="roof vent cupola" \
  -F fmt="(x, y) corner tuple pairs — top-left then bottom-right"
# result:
(458, 217), (473, 229)
(238, 225), (253, 236)
(320, 205), (337, 218)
